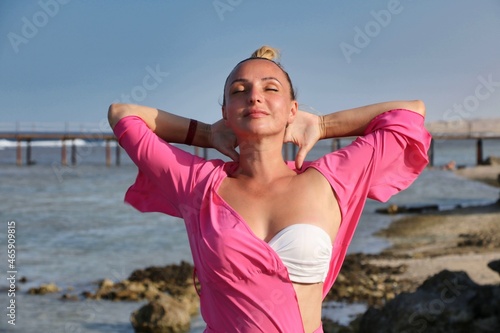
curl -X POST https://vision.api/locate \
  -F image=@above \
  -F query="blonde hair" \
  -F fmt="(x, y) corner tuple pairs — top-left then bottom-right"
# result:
(222, 45), (296, 105)
(250, 45), (281, 62)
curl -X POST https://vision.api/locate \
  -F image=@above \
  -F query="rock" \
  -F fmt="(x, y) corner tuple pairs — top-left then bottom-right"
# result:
(376, 204), (440, 214)
(387, 204), (399, 214)
(129, 261), (194, 297)
(322, 314), (361, 333)
(79, 261), (200, 332)
(325, 253), (416, 307)
(84, 261), (198, 306)
(90, 280), (152, 301)
(487, 259), (500, 275)
(28, 283), (60, 295)
(130, 294), (191, 333)
(442, 160), (457, 170)
(359, 270), (500, 333)
(99, 278), (114, 289)
(457, 232), (499, 249)
(60, 293), (79, 301)
(484, 156), (500, 166)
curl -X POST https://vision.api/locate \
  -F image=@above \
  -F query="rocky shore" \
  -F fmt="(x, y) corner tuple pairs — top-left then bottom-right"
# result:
(323, 165), (500, 332)
(28, 261), (200, 333)
(85, 261), (200, 333)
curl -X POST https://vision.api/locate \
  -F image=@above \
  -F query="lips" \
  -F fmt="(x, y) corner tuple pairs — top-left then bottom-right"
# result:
(245, 109), (269, 118)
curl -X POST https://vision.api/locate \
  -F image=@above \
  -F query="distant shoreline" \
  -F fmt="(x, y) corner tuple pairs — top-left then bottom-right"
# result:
(426, 118), (500, 137)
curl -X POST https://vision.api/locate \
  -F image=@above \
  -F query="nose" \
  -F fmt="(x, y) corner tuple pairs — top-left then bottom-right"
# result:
(247, 87), (262, 104)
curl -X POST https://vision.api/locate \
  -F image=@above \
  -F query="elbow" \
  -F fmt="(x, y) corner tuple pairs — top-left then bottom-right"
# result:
(108, 103), (128, 129)
(412, 100), (426, 118)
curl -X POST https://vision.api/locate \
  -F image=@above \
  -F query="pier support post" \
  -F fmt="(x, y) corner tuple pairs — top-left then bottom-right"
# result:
(16, 140), (22, 166)
(194, 146), (200, 157)
(428, 138), (435, 167)
(283, 143), (289, 161)
(203, 147), (208, 160)
(331, 139), (341, 152)
(26, 139), (33, 165)
(105, 140), (111, 167)
(476, 138), (483, 165)
(115, 143), (120, 166)
(61, 140), (67, 166)
(71, 140), (77, 165)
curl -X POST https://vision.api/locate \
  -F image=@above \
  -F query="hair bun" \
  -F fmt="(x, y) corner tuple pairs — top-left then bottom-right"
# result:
(251, 45), (280, 62)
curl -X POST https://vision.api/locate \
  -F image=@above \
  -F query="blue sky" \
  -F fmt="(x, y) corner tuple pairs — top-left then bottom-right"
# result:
(1, 0), (499, 127)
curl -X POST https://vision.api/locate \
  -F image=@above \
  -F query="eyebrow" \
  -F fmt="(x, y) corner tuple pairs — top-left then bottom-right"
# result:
(229, 77), (283, 86)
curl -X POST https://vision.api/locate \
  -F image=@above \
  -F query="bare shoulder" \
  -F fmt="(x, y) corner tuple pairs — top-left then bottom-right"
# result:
(295, 167), (337, 201)
(298, 167), (328, 182)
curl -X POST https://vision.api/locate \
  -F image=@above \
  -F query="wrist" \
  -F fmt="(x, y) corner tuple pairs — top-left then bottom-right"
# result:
(194, 122), (211, 148)
(184, 119), (198, 145)
(183, 119), (211, 147)
(319, 115), (327, 140)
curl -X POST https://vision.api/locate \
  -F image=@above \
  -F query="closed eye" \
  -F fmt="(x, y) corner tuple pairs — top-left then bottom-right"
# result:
(231, 88), (246, 94)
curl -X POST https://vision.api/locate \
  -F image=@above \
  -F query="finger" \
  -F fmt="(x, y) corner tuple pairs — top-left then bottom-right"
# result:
(223, 147), (239, 162)
(294, 146), (307, 170)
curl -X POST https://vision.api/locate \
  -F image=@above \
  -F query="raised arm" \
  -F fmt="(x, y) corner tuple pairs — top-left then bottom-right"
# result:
(319, 100), (425, 139)
(108, 103), (213, 145)
(285, 100), (426, 168)
(108, 103), (239, 160)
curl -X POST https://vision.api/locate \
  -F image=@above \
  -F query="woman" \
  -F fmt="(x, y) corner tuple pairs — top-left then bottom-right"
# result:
(108, 46), (431, 333)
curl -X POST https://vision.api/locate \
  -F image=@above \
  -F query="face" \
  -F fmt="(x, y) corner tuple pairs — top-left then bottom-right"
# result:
(222, 59), (297, 138)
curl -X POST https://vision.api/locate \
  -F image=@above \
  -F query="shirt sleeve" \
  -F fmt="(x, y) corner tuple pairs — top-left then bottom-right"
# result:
(309, 109), (431, 205)
(113, 115), (219, 217)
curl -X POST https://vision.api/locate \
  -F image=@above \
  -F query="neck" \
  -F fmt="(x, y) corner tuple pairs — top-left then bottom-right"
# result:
(235, 137), (293, 183)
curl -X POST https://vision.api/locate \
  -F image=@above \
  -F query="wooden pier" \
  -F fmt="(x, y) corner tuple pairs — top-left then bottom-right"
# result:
(1, 118), (499, 167)
(0, 132), (120, 167)
(426, 117), (500, 167)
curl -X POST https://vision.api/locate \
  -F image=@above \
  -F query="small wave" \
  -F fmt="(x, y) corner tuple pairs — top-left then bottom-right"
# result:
(0, 139), (97, 149)
(0, 139), (16, 149)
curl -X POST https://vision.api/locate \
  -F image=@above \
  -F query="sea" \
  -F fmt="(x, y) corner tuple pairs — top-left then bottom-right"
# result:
(1, 138), (499, 333)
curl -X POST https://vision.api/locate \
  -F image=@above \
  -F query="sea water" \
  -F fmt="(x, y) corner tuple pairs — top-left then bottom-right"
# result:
(0, 139), (499, 332)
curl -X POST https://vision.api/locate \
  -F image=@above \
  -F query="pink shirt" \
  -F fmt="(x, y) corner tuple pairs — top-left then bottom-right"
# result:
(113, 109), (431, 332)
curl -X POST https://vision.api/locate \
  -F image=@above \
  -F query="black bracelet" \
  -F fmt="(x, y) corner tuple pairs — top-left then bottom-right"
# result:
(184, 119), (198, 145)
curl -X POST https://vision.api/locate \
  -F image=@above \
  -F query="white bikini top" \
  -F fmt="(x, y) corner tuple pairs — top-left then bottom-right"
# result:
(268, 224), (333, 284)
